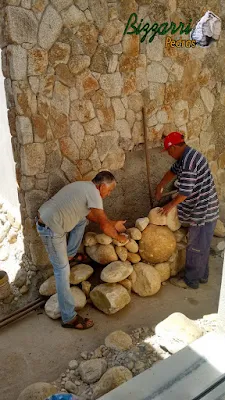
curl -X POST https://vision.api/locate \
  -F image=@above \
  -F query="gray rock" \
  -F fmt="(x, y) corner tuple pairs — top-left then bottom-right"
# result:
(89, 0), (108, 30)
(69, 360), (78, 370)
(38, 5), (63, 50)
(93, 366), (132, 398)
(14, 269), (27, 288)
(79, 358), (107, 383)
(105, 331), (133, 351)
(65, 381), (78, 394)
(6, 6), (38, 45)
(17, 382), (57, 400)
(8, 45), (27, 80)
(16, 116), (33, 145)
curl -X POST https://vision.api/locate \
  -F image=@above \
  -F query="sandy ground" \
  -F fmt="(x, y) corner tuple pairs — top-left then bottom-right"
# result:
(0, 254), (223, 400)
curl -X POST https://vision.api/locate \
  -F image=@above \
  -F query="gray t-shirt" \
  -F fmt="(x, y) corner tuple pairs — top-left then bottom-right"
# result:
(38, 181), (103, 234)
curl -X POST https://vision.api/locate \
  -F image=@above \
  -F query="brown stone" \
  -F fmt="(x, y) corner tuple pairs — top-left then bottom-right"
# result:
(28, 48), (48, 76)
(61, 157), (82, 182)
(8, 108), (17, 137)
(139, 224), (177, 264)
(32, 0), (48, 13)
(59, 137), (79, 163)
(49, 41), (71, 67)
(79, 135), (96, 159)
(76, 23), (98, 56)
(30, 242), (50, 267)
(102, 145), (125, 170)
(32, 114), (47, 142)
(70, 99), (95, 122)
(45, 143), (62, 172)
(77, 159), (92, 175)
(25, 190), (48, 218)
(24, 217), (42, 244)
(49, 107), (69, 138)
(122, 73), (136, 96)
(91, 45), (112, 74)
(48, 170), (69, 197)
(122, 34), (139, 57)
(77, 71), (99, 97)
(68, 54), (90, 74)
(39, 74), (55, 98)
(97, 106), (115, 130)
(102, 19), (124, 45)
(218, 151), (225, 169)
(118, 0), (137, 22)
(91, 89), (108, 109)
(12, 81), (32, 117)
(38, 96), (50, 119)
(55, 64), (76, 87)
(21, 143), (46, 176)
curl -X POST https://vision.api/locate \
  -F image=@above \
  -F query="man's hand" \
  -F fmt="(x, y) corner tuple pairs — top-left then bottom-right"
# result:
(114, 220), (126, 233)
(158, 202), (174, 216)
(156, 184), (164, 201)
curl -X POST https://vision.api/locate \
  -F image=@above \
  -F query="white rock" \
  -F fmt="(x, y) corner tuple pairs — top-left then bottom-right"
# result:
(86, 244), (118, 265)
(135, 217), (149, 232)
(96, 233), (113, 245)
(101, 261), (133, 283)
(125, 239), (139, 253)
(148, 207), (167, 226)
(79, 358), (107, 384)
(90, 283), (131, 314)
(166, 207), (181, 231)
(130, 263), (161, 297)
(93, 366), (132, 398)
(126, 227), (142, 240)
(115, 246), (128, 261)
(0, 221), (11, 242)
(99, 72), (123, 97)
(83, 232), (97, 246)
(155, 262), (171, 282)
(214, 219), (225, 238)
(70, 264), (94, 284)
(45, 287), (86, 319)
(147, 62), (168, 83)
(112, 98), (125, 119)
(17, 382), (57, 400)
(39, 275), (56, 296)
(0, 247), (9, 261)
(81, 281), (91, 297)
(105, 330), (132, 351)
(155, 312), (203, 354)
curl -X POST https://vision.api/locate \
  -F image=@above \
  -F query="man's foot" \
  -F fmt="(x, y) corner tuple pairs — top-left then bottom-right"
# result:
(69, 253), (90, 265)
(200, 278), (208, 284)
(62, 314), (94, 330)
(170, 277), (199, 289)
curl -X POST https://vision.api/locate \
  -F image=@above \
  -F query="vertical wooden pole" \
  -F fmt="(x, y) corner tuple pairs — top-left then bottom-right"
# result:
(142, 107), (153, 209)
(218, 253), (225, 331)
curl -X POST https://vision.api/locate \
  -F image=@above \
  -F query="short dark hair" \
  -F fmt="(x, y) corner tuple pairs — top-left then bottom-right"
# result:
(92, 171), (116, 185)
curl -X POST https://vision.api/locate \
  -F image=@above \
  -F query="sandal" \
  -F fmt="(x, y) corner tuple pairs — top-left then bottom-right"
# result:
(69, 253), (90, 265)
(62, 314), (94, 330)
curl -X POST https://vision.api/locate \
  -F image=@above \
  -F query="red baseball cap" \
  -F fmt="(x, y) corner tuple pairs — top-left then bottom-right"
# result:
(162, 131), (185, 151)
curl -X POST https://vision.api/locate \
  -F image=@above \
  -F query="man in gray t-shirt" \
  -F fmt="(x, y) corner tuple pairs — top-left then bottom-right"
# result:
(36, 171), (127, 330)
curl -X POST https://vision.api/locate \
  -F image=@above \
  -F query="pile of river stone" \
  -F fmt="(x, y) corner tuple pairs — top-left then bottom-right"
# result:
(41, 207), (225, 319)
(17, 311), (221, 400)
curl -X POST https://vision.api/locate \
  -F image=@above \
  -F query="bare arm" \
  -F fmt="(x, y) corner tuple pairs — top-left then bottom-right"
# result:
(160, 193), (187, 215)
(87, 209), (127, 242)
(156, 170), (176, 200)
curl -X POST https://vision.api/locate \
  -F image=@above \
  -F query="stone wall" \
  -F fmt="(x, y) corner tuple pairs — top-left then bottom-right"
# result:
(0, 0), (225, 271)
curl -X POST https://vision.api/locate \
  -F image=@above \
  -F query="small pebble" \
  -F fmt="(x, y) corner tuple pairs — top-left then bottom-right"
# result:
(81, 352), (88, 360)
(69, 360), (78, 370)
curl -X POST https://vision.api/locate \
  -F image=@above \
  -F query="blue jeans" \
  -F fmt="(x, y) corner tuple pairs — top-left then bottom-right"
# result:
(184, 220), (217, 287)
(36, 218), (87, 323)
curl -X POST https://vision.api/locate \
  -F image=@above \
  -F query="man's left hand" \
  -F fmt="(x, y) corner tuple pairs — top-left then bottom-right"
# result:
(115, 220), (127, 232)
(158, 202), (174, 216)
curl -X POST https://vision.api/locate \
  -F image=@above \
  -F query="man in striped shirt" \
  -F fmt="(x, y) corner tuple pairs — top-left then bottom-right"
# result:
(156, 132), (219, 289)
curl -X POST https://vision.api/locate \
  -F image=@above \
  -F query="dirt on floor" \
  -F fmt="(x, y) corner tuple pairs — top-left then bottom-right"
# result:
(0, 254), (223, 400)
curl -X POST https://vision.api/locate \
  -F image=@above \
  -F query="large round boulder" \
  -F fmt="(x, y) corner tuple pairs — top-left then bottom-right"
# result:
(86, 244), (118, 264)
(101, 261), (133, 283)
(139, 224), (177, 263)
(130, 262), (161, 297)
(90, 283), (131, 314)
(17, 382), (57, 400)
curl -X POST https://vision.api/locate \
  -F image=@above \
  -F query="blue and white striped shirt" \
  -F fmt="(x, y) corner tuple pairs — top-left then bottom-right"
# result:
(171, 146), (219, 226)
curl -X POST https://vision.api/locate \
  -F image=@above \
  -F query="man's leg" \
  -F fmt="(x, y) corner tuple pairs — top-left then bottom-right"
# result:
(36, 224), (76, 323)
(67, 218), (87, 259)
(199, 220), (217, 283)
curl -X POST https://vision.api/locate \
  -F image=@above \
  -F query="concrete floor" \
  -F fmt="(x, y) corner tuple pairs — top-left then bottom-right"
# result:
(0, 255), (223, 400)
